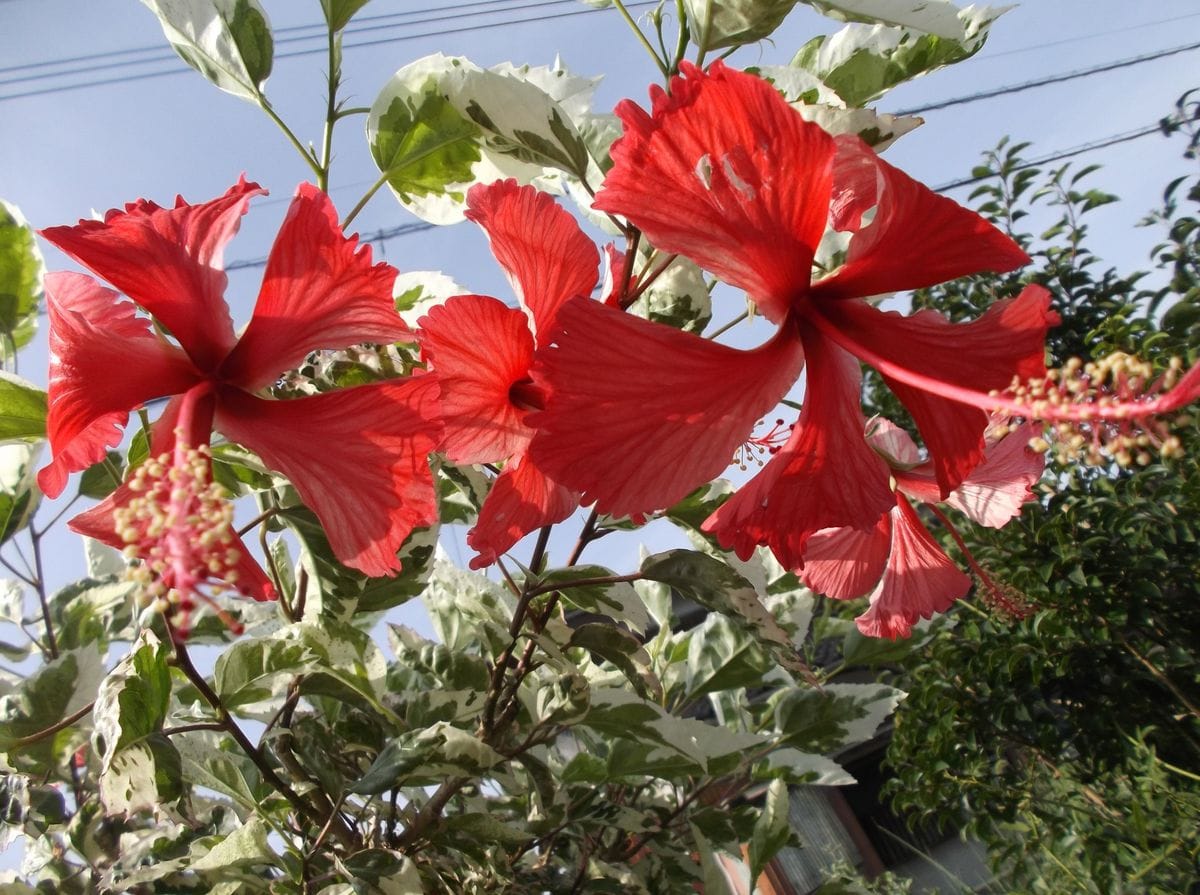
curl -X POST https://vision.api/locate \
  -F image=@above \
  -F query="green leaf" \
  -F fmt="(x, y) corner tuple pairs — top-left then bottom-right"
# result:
(98, 734), (183, 816)
(641, 550), (810, 678)
(683, 0), (801, 50)
(368, 54), (596, 224)
(685, 614), (774, 700)
(213, 636), (318, 711)
(93, 632), (172, 756)
(0, 644), (102, 772)
(283, 500), (437, 620)
(141, 0), (274, 102)
(753, 747), (854, 785)
(394, 270), (469, 328)
(747, 779), (791, 887)
(0, 200), (43, 361)
(77, 451), (125, 500)
(47, 577), (136, 652)
(570, 623), (657, 699)
(319, 0), (370, 32)
(626, 256), (712, 334)
(0, 442), (40, 546)
(538, 564), (650, 634)
(690, 824), (740, 895)
(0, 373), (46, 442)
(368, 56), (485, 225)
(352, 722), (502, 794)
(771, 682), (903, 753)
(791, 4), (1003, 106)
(800, 0), (968, 37)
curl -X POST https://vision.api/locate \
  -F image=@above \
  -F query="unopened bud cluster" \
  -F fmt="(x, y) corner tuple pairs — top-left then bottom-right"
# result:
(112, 439), (241, 636)
(1002, 352), (1186, 467)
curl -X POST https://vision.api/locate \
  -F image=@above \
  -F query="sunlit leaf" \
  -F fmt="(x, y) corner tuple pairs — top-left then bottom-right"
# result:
(0, 200), (43, 361)
(791, 5), (1005, 106)
(800, 0), (970, 38)
(0, 373), (46, 442)
(319, 0), (370, 32)
(683, 0), (801, 51)
(141, 0), (274, 102)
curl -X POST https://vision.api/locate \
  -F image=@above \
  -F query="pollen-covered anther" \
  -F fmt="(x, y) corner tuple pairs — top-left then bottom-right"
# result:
(111, 443), (242, 638)
(732, 418), (793, 470)
(1004, 352), (1189, 466)
(975, 565), (1035, 621)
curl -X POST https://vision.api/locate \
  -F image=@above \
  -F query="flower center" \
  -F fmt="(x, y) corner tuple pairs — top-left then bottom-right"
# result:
(113, 433), (244, 640)
(1004, 352), (1187, 466)
(733, 417), (793, 470)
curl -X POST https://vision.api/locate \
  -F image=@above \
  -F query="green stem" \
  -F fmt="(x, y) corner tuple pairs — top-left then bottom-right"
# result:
(705, 310), (748, 340)
(694, 0), (714, 67)
(318, 27), (340, 192)
(612, 0), (669, 77)
(260, 98), (322, 180)
(340, 172), (391, 230)
(10, 700), (94, 751)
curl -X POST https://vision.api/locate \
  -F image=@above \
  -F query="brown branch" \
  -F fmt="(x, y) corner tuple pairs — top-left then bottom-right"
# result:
(170, 629), (359, 850)
(9, 700), (94, 751)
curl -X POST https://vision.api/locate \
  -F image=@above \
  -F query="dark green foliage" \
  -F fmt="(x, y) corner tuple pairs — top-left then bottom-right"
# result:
(879, 91), (1200, 894)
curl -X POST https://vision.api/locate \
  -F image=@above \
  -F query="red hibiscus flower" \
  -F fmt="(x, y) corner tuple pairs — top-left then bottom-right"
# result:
(39, 178), (442, 618)
(420, 177), (597, 563)
(803, 418), (1045, 639)
(530, 61), (1055, 570)
(418, 180), (598, 568)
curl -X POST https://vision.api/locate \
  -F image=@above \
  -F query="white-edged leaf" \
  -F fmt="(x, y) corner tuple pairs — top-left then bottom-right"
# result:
(140, 0), (273, 102)
(394, 269), (468, 327)
(801, 0), (969, 38)
(792, 5), (1008, 106)
(684, 0), (801, 50)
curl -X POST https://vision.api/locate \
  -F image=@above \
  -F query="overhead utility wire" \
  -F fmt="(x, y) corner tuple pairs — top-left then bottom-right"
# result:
(981, 12), (1200, 60)
(0, 0), (584, 87)
(934, 124), (1163, 192)
(225, 123), (1171, 271)
(0, 1), (654, 102)
(0, 0), (562, 75)
(897, 40), (1200, 116)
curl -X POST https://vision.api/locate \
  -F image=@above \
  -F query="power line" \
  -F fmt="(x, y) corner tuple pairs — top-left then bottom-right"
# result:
(933, 124), (1164, 192)
(0, 0), (654, 102)
(0, 0), (581, 85)
(226, 221), (435, 271)
(220, 121), (1172, 271)
(980, 12), (1200, 61)
(896, 40), (1200, 116)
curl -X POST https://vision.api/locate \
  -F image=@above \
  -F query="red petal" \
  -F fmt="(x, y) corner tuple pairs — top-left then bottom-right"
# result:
(219, 184), (410, 390)
(801, 515), (892, 599)
(40, 178), (264, 371)
(214, 377), (442, 578)
(419, 294), (536, 464)
(593, 62), (834, 323)
(467, 450), (578, 570)
(855, 494), (971, 639)
(37, 272), (201, 498)
(814, 285), (1057, 495)
(529, 297), (805, 518)
(814, 136), (1029, 301)
(933, 422), (1043, 527)
(703, 328), (893, 569)
(465, 180), (599, 345)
